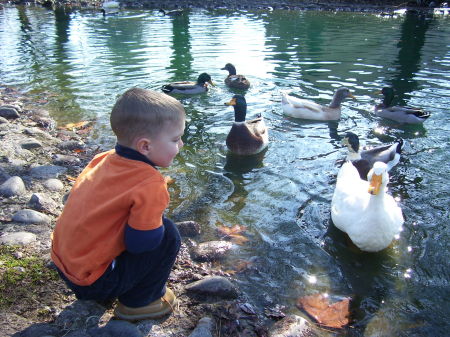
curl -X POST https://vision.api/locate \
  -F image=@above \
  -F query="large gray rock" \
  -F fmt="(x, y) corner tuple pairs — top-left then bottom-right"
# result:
(86, 320), (141, 337)
(0, 106), (20, 119)
(28, 193), (59, 213)
(191, 240), (233, 262)
(29, 165), (67, 179)
(176, 220), (201, 237)
(12, 209), (51, 225)
(268, 314), (314, 337)
(186, 276), (239, 299)
(0, 176), (26, 197)
(188, 317), (214, 337)
(0, 232), (37, 246)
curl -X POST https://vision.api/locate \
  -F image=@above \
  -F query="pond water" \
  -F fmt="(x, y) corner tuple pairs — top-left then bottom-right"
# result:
(1, 5), (449, 336)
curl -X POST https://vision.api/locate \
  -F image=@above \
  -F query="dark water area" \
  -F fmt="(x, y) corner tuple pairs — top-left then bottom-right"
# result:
(1, 5), (449, 336)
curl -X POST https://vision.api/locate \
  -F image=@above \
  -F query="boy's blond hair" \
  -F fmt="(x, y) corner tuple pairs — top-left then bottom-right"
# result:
(110, 88), (185, 146)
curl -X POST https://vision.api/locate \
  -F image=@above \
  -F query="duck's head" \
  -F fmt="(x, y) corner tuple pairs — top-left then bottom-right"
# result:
(380, 87), (395, 106)
(367, 162), (389, 195)
(330, 87), (355, 108)
(343, 132), (359, 153)
(221, 63), (237, 75)
(197, 73), (214, 86)
(225, 94), (247, 122)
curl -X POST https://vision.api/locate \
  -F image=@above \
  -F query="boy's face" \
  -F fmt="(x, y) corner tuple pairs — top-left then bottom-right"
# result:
(146, 119), (185, 168)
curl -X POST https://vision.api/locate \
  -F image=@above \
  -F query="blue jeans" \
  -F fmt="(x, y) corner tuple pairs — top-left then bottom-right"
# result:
(57, 217), (181, 307)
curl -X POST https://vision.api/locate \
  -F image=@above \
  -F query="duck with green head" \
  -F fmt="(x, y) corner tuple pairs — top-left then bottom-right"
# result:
(224, 95), (268, 156)
(221, 63), (250, 90)
(375, 87), (430, 124)
(162, 73), (214, 95)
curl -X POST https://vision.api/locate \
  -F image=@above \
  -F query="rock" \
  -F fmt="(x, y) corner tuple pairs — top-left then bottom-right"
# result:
(177, 220), (201, 237)
(52, 153), (81, 165)
(28, 193), (60, 213)
(57, 140), (85, 151)
(186, 276), (239, 299)
(24, 126), (55, 140)
(2, 103), (23, 113)
(0, 312), (32, 337)
(29, 164), (67, 179)
(0, 176), (26, 197)
(0, 232), (37, 246)
(20, 138), (43, 150)
(86, 320), (141, 337)
(268, 314), (313, 337)
(0, 106), (20, 119)
(191, 240), (233, 262)
(0, 116), (8, 124)
(54, 300), (107, 331)
(188, 317), (215, 337)
(43, 178), (65, 191)
(12, 209), (51, 225)
(15, 322), (60, 337)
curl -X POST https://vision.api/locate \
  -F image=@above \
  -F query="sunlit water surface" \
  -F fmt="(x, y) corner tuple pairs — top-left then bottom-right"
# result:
(1, 5), (449, 336)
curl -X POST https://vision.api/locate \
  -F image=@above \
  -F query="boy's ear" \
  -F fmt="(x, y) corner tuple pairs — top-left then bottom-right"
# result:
(135, 137), (152, 155)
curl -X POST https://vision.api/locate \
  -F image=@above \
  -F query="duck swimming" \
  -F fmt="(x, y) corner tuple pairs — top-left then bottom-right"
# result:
(162, 73), (214, 95)
(224, 95), (269, 156)
(281, 87), (355, 121)
(343, 132), (403, 180)
(221, 63), (250, 90)
(375, 87), (430, 124)
(331, 161), (404, 252)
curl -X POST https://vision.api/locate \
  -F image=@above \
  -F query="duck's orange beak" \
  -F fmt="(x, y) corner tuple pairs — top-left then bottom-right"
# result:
(348, 93), (356, 99)
(368, 173), (382, 195)
(225, 98), (236, 106)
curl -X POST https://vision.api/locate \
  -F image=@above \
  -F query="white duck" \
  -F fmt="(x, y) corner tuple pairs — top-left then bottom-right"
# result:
(281, 87), (355, 121)
(331, 161), (403, 252)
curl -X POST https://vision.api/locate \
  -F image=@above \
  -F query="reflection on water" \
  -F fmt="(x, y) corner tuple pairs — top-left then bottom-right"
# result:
(1, 5), (449, 336)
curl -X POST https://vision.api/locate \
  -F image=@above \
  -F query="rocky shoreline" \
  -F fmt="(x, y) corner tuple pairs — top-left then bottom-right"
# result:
(0, 86), (325, 336)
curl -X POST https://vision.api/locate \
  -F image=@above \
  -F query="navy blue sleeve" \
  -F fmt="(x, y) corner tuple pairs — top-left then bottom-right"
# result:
(125, 223), (165, 254)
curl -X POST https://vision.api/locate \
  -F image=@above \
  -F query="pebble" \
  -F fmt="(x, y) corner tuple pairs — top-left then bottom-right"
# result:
(186, 276), (239, 299)
(29, 164), (67, 179)
(12, 209), (52, 225)
(188, 317), (214, 337)
(0, 106), (20, 119)
(0, 176), (26, 197)
(52, 153), (81, 165)
(43, 178), (65, 191)
(20, 138), (43, 150)
(57, 140), (85, 151)
(191, 240), (233, 262)
(0, 116), (8, 124)
(0, 231), (37, 246)
(268, 314), (312, 337)
(28, 193), (60, 213)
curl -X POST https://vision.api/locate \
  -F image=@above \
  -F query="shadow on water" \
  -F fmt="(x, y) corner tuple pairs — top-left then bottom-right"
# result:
(387, 12), (433, 105)
(167, 12), (194, 81)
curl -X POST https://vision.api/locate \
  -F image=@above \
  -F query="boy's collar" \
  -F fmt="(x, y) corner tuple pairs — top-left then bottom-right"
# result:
(115, 143), (157, 168)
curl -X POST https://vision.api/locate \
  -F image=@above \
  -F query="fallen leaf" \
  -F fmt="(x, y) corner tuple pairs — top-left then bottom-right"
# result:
(66, 175), (77, 182)
(230, 234), (249, 245)
(217, 223), (247, 237)
(297, 293), (350, 329)
(234, 260), (253, 273)
(60, 120), (91, 130)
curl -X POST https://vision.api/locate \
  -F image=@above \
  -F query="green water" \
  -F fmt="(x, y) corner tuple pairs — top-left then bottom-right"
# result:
(1, 5), (449, 336)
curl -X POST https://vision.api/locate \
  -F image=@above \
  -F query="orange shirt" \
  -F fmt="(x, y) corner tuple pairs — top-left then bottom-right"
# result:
(51, 149), (169, 286)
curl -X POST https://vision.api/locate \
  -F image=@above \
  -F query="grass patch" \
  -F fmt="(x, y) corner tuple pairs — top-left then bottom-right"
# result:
(0, 245), (59, 310)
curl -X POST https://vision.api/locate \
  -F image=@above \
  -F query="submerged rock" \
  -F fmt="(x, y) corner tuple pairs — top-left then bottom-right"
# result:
(268, 314), (313, 337)
(191, 240), (233, 262)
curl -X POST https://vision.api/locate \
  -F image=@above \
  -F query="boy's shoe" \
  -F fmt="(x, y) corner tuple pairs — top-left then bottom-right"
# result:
(114, 288), (177, 321)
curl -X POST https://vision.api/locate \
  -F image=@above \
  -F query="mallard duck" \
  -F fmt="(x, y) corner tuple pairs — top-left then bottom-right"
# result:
(331, 161), (404, 252)
(343, 132), (403, 180)
(162, 73), (214, 95)
(281, 87), (355, 121)
(221, 63), (250, 90)
(375, 87), (430, 124)
(159, 8), (184, 16)
(224, 95), (269, 155)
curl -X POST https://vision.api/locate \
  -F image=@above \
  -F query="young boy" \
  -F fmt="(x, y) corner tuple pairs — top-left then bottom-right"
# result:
(51, 88), (185, 320)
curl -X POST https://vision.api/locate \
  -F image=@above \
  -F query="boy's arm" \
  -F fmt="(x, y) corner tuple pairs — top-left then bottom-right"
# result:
(124, 223), (165, 254)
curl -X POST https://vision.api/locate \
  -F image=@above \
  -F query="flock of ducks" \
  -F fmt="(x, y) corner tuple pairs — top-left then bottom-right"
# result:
(161, 65), (430, 253)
